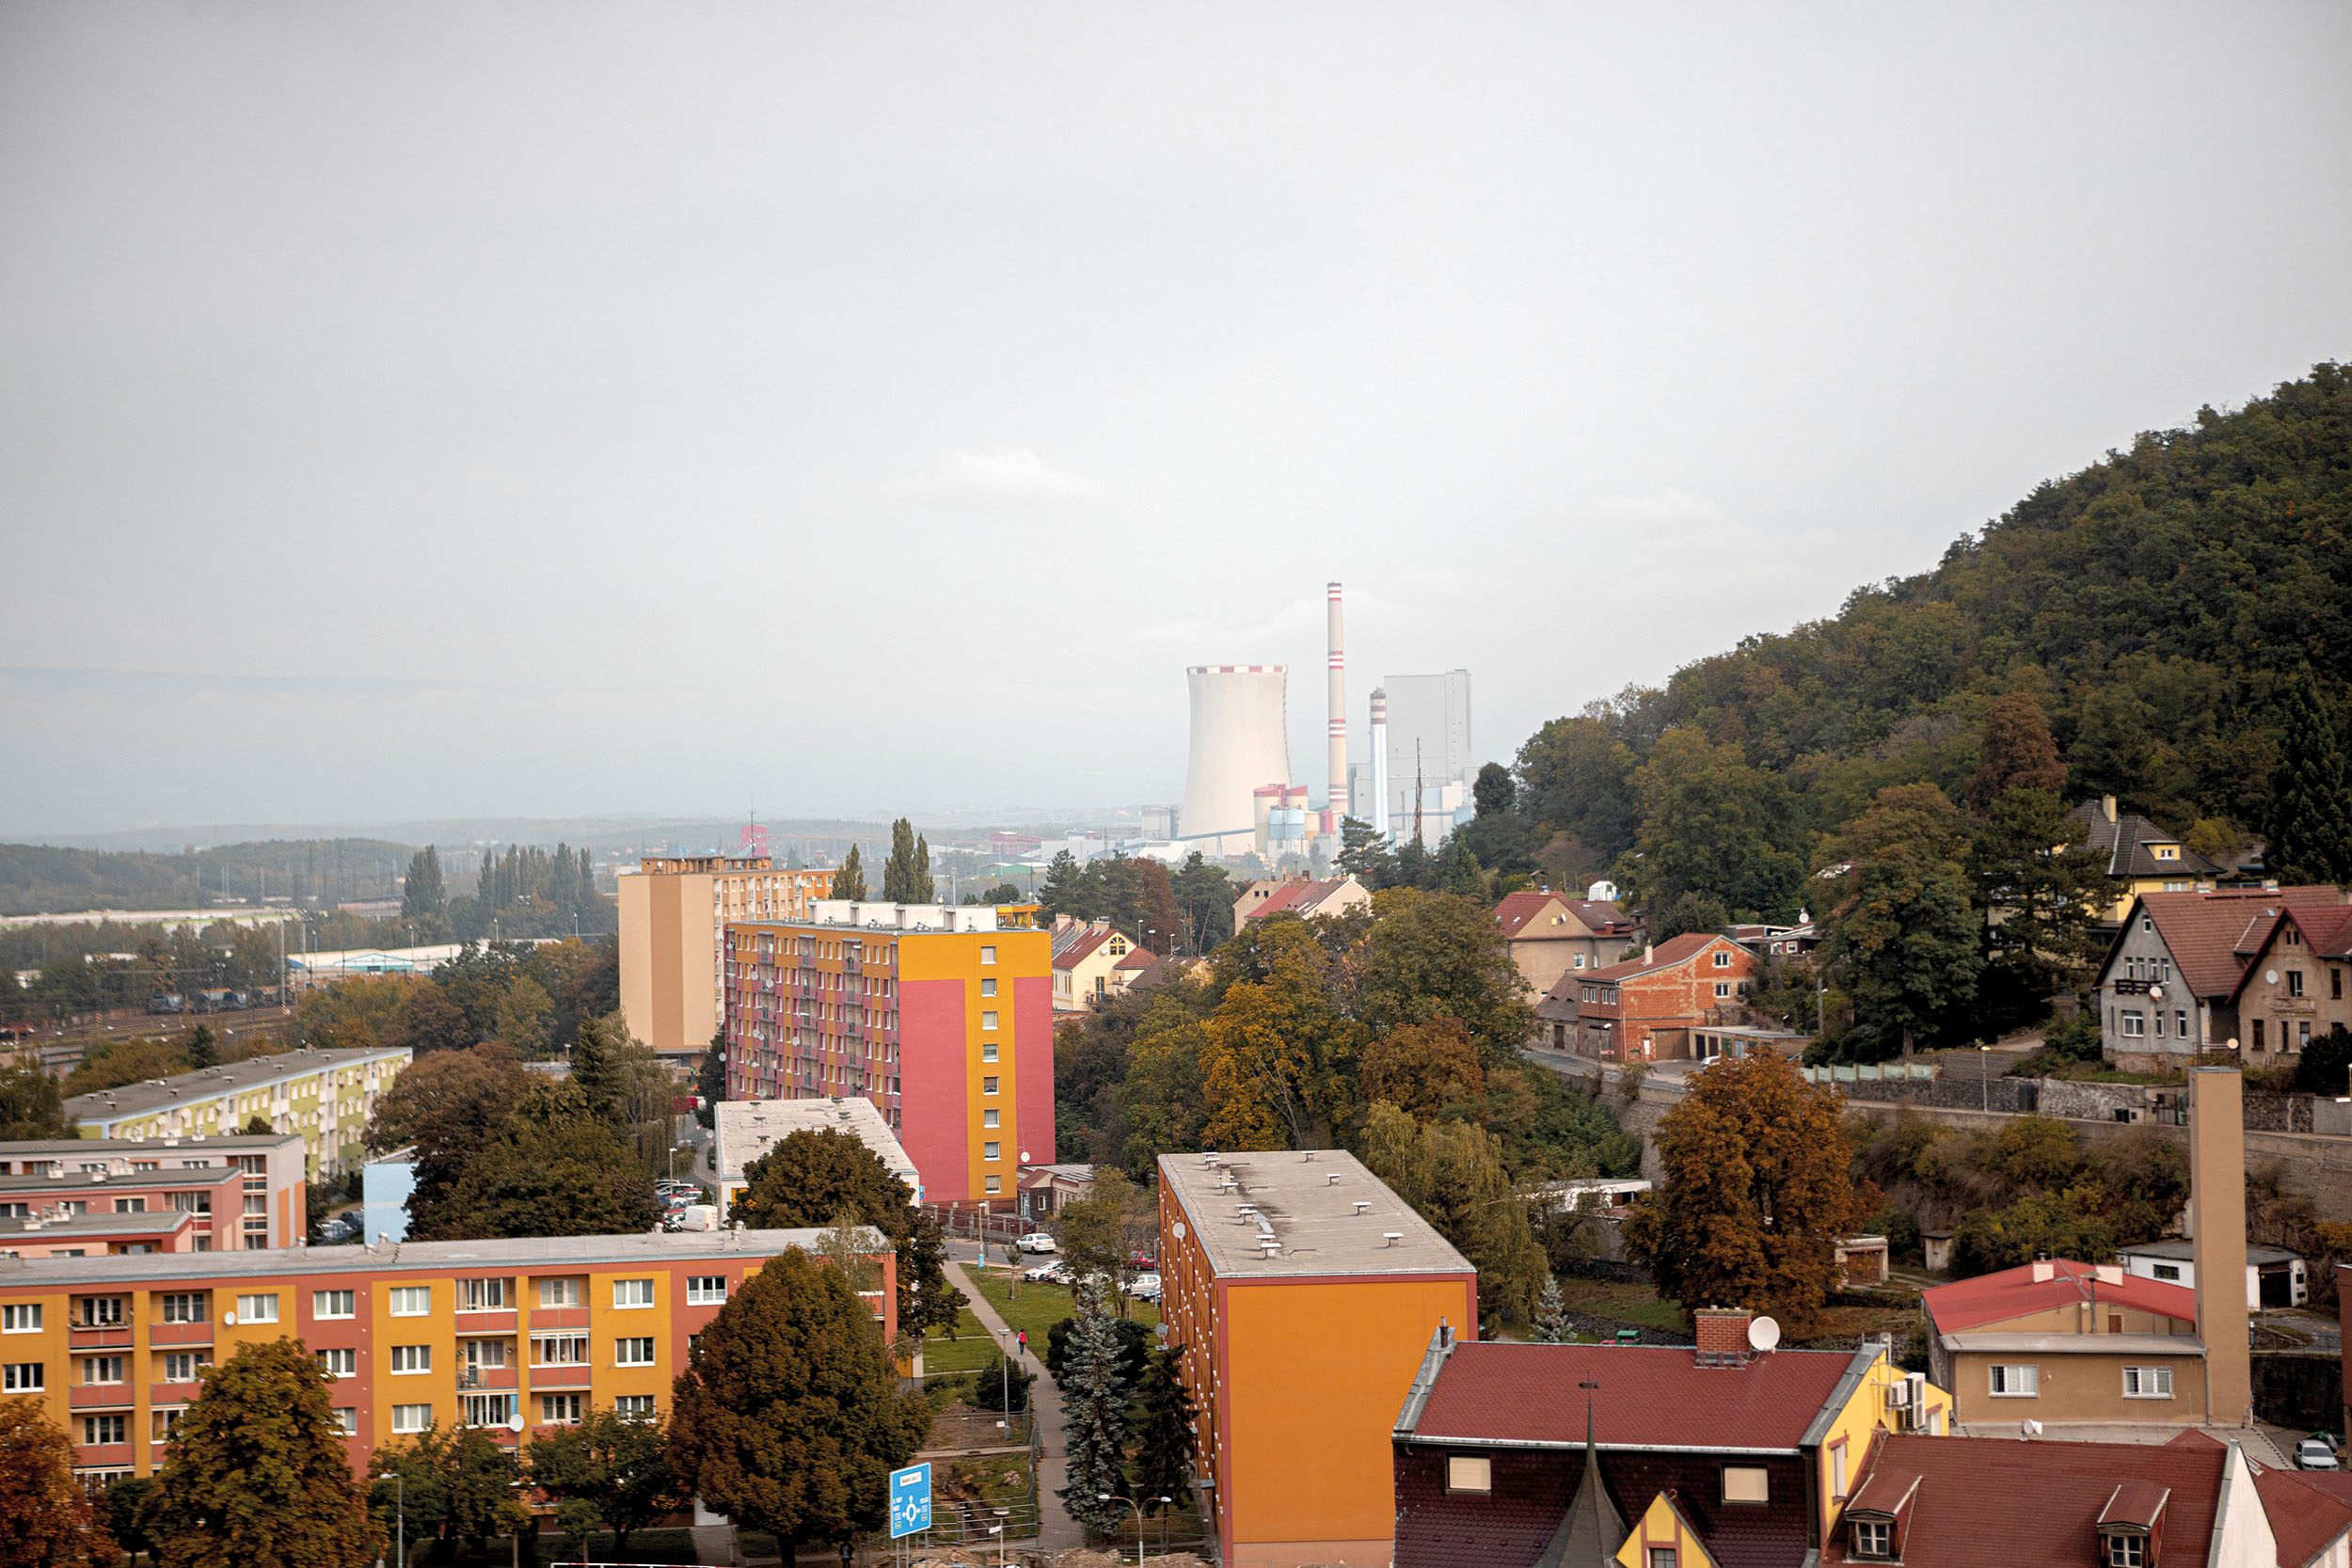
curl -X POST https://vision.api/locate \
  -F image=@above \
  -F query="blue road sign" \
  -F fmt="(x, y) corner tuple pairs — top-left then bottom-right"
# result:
(889, 1463), (931, 1539)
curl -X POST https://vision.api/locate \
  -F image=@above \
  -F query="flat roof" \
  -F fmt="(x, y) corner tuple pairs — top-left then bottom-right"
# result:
(2119, 1240), (2302, 1265)
(0, 1133), (299, 1159)
(714, 1097), (918, 1184)
(0, 1165), (242, 1196)
(6, 1209), (197, 1240)
(1940, 1332), (2205, 1355)
(63, 1046), (410, 1123)
(1158, 1148), (1473, 1280)
(0, 1226), (882, 1288)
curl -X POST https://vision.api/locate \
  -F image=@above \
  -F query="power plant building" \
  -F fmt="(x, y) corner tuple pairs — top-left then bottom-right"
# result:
(1180, 665), (1292, 856)
(1378, 670), (1473, 821)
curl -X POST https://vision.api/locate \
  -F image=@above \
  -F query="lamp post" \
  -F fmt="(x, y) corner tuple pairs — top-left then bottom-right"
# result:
(1100, 1496), (1146, 1568)
(1979, 1044), (1991, 1113)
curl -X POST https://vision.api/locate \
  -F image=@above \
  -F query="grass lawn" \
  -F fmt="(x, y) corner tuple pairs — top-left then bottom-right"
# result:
(921, 1306), (1004, 1373)
(962, 1265), (1160, 1345)
(1551, 1275), (1687, 1333)
(946, 1451), (1036, 1508)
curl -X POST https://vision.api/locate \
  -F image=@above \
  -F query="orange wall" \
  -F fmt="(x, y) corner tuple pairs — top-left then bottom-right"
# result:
(898, 928), (1051, 1201)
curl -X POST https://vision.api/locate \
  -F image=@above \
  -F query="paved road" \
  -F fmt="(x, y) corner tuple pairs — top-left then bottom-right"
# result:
(945, 1259), (1082, 1551)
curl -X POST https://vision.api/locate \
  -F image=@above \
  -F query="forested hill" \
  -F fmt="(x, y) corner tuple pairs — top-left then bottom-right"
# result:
(0, 839), (416, 916)
(1514, 360), (2352, 914)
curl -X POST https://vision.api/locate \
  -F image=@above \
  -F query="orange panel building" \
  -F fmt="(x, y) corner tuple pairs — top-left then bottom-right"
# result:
(1158, 1149), (1478, 1567)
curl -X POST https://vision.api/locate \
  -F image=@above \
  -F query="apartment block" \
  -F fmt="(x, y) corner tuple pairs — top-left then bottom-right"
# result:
(723, 900), (1052, 1208)
(0, 1226), (894, 1491)
(59, 1050), (409, 1182)
(0, 1133), (310, 1251)
(619, 855), (834, 1062)
(1158, 1149), (1477, 1567)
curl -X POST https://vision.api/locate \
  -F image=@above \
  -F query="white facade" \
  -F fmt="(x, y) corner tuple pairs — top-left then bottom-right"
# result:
(1180, 664), (1292, 853)
(1382, 670), (1474, 807)
(715, 1096), (923, 1214)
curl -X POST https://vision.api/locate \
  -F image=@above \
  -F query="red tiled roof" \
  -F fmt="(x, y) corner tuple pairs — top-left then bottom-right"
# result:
(1493, 890), (1573, 940)
(1248, 878), (1358, 921)
(1823, 1433), (2222, 1567)
(2169, 1428), (2352, 1565)
(1566, 899), (1634, 931)
(1921, 1259), (2195, 1335)
(2115, 887), (2343, 1001)
(2227, 904), (2352, 1003)
(1586, 932), (1724, 984)
(1405, 1341), (1855, 1451)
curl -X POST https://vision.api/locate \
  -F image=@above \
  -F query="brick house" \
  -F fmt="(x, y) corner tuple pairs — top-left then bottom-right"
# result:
(2225, 900), (2352, 1068)
(1493, 892), (1643, 1009)
(1392, 1308), (1950, 1568)
(1558, 933), (1764, 1061)
(2091, 886), (2343, 1071)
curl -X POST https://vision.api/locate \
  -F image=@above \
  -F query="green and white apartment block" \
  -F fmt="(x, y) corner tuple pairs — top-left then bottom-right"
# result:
(61, 1047), (411, 1180)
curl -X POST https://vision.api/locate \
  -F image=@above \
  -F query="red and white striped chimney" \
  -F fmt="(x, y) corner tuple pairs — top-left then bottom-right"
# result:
(1327, 582), (1348, 819)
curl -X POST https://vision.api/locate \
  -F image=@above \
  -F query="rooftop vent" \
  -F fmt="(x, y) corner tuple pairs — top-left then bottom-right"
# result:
(1353, 1201), (1370, 1215)
(1383, 1232), (1405, 1248)
(1326, 1173), (1340, 1185)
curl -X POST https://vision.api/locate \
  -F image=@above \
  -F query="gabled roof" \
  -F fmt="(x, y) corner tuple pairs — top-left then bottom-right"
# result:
(1495, 889), (1577, 940)
(2226, 904), (2352, 1004)
(1398, 1340), (1858, 1452)
(1567, 899), (1636, 932)
(1051, 923), (1126, 970)
(1822, 1432), (2226, 1567)
(1921, 1259), (2195, 1335)
(2066, 800), (2225, 879)
(2102, 887), (2343, 1000)
(1245, 877), (1361, 921)
(1585, 932), (1731, 985)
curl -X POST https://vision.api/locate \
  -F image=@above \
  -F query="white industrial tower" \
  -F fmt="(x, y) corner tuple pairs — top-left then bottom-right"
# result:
(1179, 664), (1292, 855)
(1326, 582), (1347, 819)
(1369, 687), (1391, 839)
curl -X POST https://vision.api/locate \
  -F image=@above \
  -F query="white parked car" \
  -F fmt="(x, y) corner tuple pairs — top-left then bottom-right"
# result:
(1125, 1273), (1162, 1300)
(1023, 1261), (1064, 1283)
(2300, 1439), (2340, 1471)
(1017, 1232), (1057, 1254)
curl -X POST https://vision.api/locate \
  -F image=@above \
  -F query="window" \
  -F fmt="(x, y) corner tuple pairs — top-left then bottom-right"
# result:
(533, 1336), (589, 1366)
(314, 1291), (355, 1320)
(82, 1356), (125, 1385)
(1830, 1440), (1849, 1499)
(83, 1415), (127, 1446)
(2177, 1009), (2190, 1038)
(687, 1277), (727, 1307)
(980, 978), (997, 997)
(2, 1304), (40, 1334)
(77, 1296), (123, 1327)
(2290, 971), (2306, 998)
(2153, 1263), (2182, 1281)
(112, 1197), (145, 1213)
(541, 1394), (582, 1424)
(982, 1076), (1000, 1095)
(981, 1042), (999, 1063)
(983, 1109), (1000, 1128)
(389, 1286), (430, 1317)
(390, 1404), (432, 1434)
(979, 946), (996, 965)
(3, 1362), (42, 1390)
(2255, 1019), (2267, 1050)
(982, 1142), (1001, 1163)
(1648, 1553), (1677, 1568)
(389, 1345), (431, 1374)
(1989, 1364), (2039, 1396)
(242, 1195), (267, 1216)
(1851, 1520), (1891, 1558)
(614, 1395), (656, 1418)
(77, 1469), (131, 1497)
(2123, 1366), (2173, 1399)
(1714, 981), (1731, 998)
(2121, 1010), (2145, 1038)
(613, 1279), (655, 1309)
(161, 1354), (206, 1383)
(235, 1294), (278, 1323)
(1445, 1455), (1491, 1494)
(461, 1393), (513, 1428)
(2299, 1022), (2313, 1051)
(463, 1338), (507, 1370)
(615, 1338), (657, 1366)
(1712, 951), (1731, 968)
(331, 1407), (358, 1437)
(459, 1278), (511, 1311)
(2105, 1534), (2146, 1568)
(984, 1175), (1002, 1195)
(151, 1408), (182, 1442)
(167, 1191), (209, 1213)
(1723, 1465), (1769, 1503)
(536, 1277), (582, 1308)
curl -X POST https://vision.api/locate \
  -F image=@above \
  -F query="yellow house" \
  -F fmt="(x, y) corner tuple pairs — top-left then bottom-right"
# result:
(1050, 919), (1151, 1012)
(2067, 796), (2221, 923)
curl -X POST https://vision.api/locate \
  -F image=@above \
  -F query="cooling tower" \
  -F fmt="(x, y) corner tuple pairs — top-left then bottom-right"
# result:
(1182, 665), (1291, 854)
(1326, 582), (1347, 818)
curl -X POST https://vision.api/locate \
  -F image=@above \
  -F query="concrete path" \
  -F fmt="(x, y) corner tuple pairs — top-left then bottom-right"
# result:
(945, 1259), (1083, 1550)
(691, 1521), (739, 1564)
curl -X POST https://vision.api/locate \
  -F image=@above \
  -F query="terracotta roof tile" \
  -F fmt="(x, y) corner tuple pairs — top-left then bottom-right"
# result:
(1493, 890), (1572, 940)
(1403, 1341), (1855, 1451)
(2104, 887), (2343, 1000)
(1587, 932), (1724, 984)
(1921, 1259), (2194, 1334)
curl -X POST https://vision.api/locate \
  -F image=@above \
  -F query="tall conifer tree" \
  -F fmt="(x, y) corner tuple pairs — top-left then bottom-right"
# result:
(912, 832), (935, 902)
(2269, 666), (2352, 884)
(1057, 1276), (1132, 1536)
(833, 845), (867, 901)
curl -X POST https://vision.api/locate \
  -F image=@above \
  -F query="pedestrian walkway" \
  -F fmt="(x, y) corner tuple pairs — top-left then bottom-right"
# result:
(945, 1258), (1083, 1550)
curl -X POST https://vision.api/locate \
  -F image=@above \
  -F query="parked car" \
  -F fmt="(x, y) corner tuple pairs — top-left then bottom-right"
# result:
(1023, 1261), (1063, 1282)
(2300, 1439), (2340, 1471)
(1017, 1232), (1057, 1254)
(1125, 1273), (1162, 1302)
(1128, 1250), (1156, 1268)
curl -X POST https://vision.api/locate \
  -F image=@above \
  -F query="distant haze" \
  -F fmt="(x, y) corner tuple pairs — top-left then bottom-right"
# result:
(3, 4), (2347, 838)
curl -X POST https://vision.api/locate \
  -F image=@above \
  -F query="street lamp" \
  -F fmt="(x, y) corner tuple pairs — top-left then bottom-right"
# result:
(1099, 1495), (1147, 1568)
(1979, 1044), (1991, 1113)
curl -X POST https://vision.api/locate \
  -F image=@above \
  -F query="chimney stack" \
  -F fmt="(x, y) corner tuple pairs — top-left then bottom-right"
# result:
(1327, 582), (1348, 821)
(1370, 687), (1391, 841)
(1693, 1307), (1755, 1362)
(2189, 1067), (2251, 1426)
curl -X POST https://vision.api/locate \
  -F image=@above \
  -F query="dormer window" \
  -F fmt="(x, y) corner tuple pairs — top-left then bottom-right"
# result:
(1851, 1520), (1892, 1559)
(2153, 845), (2178, 862)
(2103, 1533), (2146, 1568)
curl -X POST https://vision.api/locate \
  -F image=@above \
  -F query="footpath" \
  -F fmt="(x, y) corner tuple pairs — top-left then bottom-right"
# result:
(944, 1259), (1084, 1551)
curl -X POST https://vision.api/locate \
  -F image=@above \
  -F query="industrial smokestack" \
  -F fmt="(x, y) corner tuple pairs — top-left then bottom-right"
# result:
(1370, 687), (1391, 840)
(1327, 582), (1347, 819)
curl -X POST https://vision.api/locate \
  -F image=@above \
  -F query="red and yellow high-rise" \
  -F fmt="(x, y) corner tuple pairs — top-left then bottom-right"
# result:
(722, 900), (1054, 1207)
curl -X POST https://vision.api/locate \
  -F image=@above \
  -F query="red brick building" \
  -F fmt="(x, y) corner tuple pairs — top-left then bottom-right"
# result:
(1557, 932), (1763, 1061)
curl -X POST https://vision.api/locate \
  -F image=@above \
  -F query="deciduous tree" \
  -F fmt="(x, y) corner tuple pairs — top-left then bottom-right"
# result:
(0, 1395), (116, 1568)
(730, 1128), (960, 1336)
(1822, 784), (1984, 1055)
(1625, 728), (1804, 922)
(0, 1065), (67, 1141)
(1200, 935), (1361, 1149)
(1359, 1018), (1484, 1121)
(668, 1248), (929, 1553)
(1618, 1055), (1879, 1338)
(1361, 1101), (1549, 1327)
(1966, 692), (2069, 811)
(150, 1338), (384, 1568)
(1352, 889), (1535, 1063)
(526, 1408), (682, 1559)
(831, 846), (867, 902)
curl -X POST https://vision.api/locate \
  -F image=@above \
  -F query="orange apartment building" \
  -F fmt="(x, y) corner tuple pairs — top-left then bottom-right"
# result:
(1557, 931), (1764, 1061)
(1158, 1148), (1478, 1567)
(619, 855), (834, 1061)
(0, 1226), (893, 1493)
(723, 900), (1054, 1207)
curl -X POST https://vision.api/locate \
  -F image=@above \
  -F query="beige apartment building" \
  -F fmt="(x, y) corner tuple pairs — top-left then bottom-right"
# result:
(618, 856), (832, 1062)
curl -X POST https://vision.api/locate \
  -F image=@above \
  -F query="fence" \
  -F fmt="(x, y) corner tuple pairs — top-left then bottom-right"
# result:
(924, 1202), (1033, 1249)
(1798, 1063), (1941, 1085)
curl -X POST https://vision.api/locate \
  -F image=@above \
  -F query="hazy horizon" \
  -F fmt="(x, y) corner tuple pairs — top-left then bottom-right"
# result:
(5, 4), (2348, 837)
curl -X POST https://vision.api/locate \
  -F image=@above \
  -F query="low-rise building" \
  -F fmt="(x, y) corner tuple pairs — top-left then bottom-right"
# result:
(2092, 885), (2344, 1070)
(1, 1210), (202, 1259)
(1391, 1307), (1952, 1568)
(619, 854), (834, 1061)
(2225, 898), (2352, 1068)
(1018, 1163), (1093, 1220)
(2068, 795), (2225, 923)
(2116, 1240), (2309, 1310)
(1231, 875), (1374, 931)
(0, 1226), (894, 1493)
(1050, 919), (1150, 1012)
(1159, 1149), (1478, 1567)
(1558, 934), (1766, 1061)
(1492, 891), (1643, 1006)
(0, 1134), (310, 1250)
(713, 1096), (922, 1219)
(359, 1148), (417, 1247)
(60, 1048), (409, 1181)
(1922, 1259), (2211, 1429)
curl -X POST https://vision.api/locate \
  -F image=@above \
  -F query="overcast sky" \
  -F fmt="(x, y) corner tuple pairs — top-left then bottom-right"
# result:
(4, 3), (2348, 838)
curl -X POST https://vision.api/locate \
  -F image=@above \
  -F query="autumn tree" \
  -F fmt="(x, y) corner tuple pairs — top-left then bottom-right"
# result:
(527, 1407), (682, 1559)
(1199, 927), (1362, 1149)
(149, 1338), (384, 1568)
(0, 1396), (116, 1568)
(383, 984), (475, 1056)
(668, 1248), (929, 1554)
(1362, 1101), (1549, 1327)
(1618, 1055), (1879, 1338)
(730, 1128), (961, 1336)
(1351, 889), (1535, 1062)
(1821, 784), (1984, 1055)
(1966, 692), (2068, 810)
(1359, 1018), (1484, 1120)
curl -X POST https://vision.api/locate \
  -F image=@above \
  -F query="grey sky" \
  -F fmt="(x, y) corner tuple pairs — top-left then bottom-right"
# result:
(4, 3), (2348, 837)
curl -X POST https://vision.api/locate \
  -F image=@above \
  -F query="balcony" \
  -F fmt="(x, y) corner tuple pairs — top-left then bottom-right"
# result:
(74, 1442), (133, 1467)
(151, 1382), (201, 1406)
(454, 1309), (517, 1334)
(149, 1322), (214, 1347)
(456, 1367), (518, 1391)
(528, 1366), (592, 1389)
(528, 1307), (589, 1332)
(70, 1385), (133, 1410)
(67, 1324), (134, 1352)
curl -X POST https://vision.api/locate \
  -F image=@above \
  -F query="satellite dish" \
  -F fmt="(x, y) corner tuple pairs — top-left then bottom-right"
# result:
(1172, 1221), (1186, 1241)
(221, 1311), (238, 1326)
(508, 1414), (526, 1433)
(2267, 971), (2280, 985)
(2148, 984), (2163, 1001)
(1020, 1150), (1030, 1164)
(1747, 1316), (1781, 1352)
